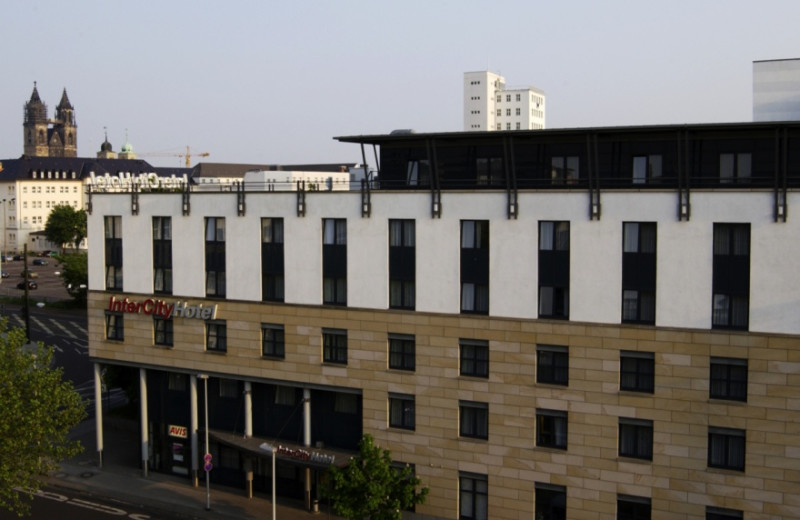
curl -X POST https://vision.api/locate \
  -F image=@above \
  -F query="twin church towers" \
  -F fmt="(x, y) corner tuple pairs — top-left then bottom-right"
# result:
(23, 82), (77, 158)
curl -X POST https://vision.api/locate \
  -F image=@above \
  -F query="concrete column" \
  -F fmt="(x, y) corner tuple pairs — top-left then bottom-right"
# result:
(190, 374), (199, 487)
(93, 363), (104, 469)
(303, 388), (311, 510)
(244, 381), (253, 498)
(139, 368), (149, 477)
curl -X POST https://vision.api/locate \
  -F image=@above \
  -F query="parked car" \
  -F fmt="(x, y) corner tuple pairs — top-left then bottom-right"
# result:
(0, 270), (8, 278)
(46, 251), (59, 257)
(2, 255), (13, 262)
(17, 280), (37, 290)
(32, 259), (48, 266)
(20, 269), (38, 278)
(12, 254), (24, 261)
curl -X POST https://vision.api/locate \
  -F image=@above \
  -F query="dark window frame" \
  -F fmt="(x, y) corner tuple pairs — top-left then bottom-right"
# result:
(621, 222), (657, 324)
(535, 483), (567, 520)
(152, 216), (172, 294)
(620, 351), (655, 393)
(619, 418), (654, 461)
(539, 221), (570, 319)
(708, 427), (746, 471)
(617, 494), (651, 520)
(104, 216), (123, 290)
(204, 217), (226, 298)
(105, 311), (124, 341)
(459, 401), (489, 440)
(389, 219), (415, 310)
(710, 357), (747, 402)
(536, 345), (569, 386)
(323, 218), (347, 306)
(153, 316), (173, 347)
(388, 334), (415, 371)
(322, 328), (347, 365)
(632, 155), (663, 185)
(712, 224), (750, 330)
(536, 409), (568, 450)
(458, 472), (488, 520)
(388, 393), (415, 430)
(460, 339), (489, 378)
(719, 152), (752, 184)
(261, 218), (285, 302)
(460, 220), (489, 315)
(206, 320), (227, 353)
(706, 506), (743, 520)
(261, 323), (285, 359)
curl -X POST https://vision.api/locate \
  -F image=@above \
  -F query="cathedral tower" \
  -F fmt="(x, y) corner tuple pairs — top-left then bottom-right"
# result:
(22, 83), (78, 157)
(52, 88), (77, 157)
(23, 82), (49, 157)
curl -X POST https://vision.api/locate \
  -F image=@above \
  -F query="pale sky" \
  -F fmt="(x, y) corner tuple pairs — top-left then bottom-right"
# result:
(1, 0), (798, 167)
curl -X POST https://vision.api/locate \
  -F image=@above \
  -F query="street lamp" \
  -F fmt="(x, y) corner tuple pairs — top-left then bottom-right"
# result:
(259, 442), (277, 520)
(197, 374), (211, 511)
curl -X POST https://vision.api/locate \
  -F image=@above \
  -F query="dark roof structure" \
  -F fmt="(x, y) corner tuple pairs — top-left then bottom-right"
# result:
(0, 156), (192, 181)
(191, 162), (360, 179)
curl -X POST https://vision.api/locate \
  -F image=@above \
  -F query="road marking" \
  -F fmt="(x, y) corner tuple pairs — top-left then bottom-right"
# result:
(52, 318), (78, 338)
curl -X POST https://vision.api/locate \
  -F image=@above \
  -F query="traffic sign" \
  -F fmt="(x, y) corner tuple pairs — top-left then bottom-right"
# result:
(203, 453), (212, 463)
(204, 462), (213, 472)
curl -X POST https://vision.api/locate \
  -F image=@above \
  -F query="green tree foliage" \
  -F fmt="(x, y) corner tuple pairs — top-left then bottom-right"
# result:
(44, 204), (87, 251)
(58, 252), (88, 305)
(0, 319), (86, 515)
(323, 434), (428, 520)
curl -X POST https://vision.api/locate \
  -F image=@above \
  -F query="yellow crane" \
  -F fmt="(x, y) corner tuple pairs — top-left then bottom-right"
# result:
(142, 146), (210, 167)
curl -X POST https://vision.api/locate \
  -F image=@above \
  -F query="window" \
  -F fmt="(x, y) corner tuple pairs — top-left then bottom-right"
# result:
(261, 218), (284, 302)
(388, 334), (415, 371)
(274, 386), (297, 406)
(551, 156), (579, 184)
(153, 217), (172, 294)
(710, 357), (747, 401)
(406, 160), (430, 187)
(323, 219), (347, 305)
(620, 351), (655, 393)
(632, 155), (662, 184)
(459, 401), (488, 439)
(389, 219), (415, 309)
(719, 152), (751, 183)
(535, 483), (566, 520)
(206, 321), (227, 352)
(105, 312), (123, 341)
(708, 427), (745, 471)
(619, 418), (653, 460)
(539, 222), (569, 319)
(622, 223), (656, 324)
(334, 392), (358, 414)
(496, 109), (501, 116)
(104, 216), (122, 290)
(461, 221), (489, 314)
(515, 107), (521, 116)
(323, 328), (347, 364)
(261, 324), (285, 359)
(459, 472), (487, 520)
(219, 379), (239, 398)
(154, 316), (173, 347)
(617, 495), (651, 520)
(205, 217), (226, 297)
(712, 224), (750, 330)
(496, 94), (501, 102)
(536, 409), (567, 449)
(537, 345), (568, 385)
(389, 394), (415, 430)
(168, 373), (187, 391)
(706, 506), (743, 520)
(460, 339), (489, 378)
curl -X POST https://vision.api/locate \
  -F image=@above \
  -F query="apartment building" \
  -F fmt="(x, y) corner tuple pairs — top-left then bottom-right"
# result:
(87, 122), (800, 519)
(464, 70), (546, 131)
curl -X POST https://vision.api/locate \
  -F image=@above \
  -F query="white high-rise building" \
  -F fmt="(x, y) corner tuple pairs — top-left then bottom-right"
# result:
(753, 58), (800, 121)
(463, 71), (545, 131)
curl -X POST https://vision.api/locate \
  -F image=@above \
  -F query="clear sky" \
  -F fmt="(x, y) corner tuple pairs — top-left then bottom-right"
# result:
(1, 0), (798, 167)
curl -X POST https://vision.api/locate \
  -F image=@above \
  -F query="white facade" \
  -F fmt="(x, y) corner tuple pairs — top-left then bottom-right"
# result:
(753, 58), (800, 121)
(463, 70), (546, 131)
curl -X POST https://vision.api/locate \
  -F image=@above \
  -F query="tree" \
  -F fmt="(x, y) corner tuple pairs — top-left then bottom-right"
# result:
(322, 434), (428, 520)
(44, 205), (87, 252)
(0, 319), (86, 516)
(58, 252), (88, 305)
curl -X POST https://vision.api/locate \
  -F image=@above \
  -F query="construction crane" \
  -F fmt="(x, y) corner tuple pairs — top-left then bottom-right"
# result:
(141, 146), (210, 167)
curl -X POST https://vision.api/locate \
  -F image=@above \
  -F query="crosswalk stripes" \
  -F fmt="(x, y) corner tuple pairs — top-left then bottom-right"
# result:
(2, 313), (87, 339)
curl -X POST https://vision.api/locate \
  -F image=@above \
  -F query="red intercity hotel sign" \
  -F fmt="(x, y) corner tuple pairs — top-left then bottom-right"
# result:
(107, 296), (217, 320)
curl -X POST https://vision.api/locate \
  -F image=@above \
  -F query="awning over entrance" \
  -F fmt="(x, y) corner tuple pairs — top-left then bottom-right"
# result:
(207, 429), (354, 470)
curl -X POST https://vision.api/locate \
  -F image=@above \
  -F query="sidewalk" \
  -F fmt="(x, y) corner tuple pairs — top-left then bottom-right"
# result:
(47, 417), (341, 520)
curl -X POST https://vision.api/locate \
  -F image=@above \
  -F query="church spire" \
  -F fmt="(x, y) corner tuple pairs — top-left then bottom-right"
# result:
(57, 88), (73, 110)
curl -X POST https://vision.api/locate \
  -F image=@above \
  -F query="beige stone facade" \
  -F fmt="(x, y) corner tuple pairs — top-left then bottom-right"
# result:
(88, 291), (800, 519)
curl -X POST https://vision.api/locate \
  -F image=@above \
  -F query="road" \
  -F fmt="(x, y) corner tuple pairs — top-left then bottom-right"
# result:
(0, 486), (161, 520)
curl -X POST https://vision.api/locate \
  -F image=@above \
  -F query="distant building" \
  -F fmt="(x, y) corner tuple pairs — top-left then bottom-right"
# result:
(753, 58), (800, 121)
(463, 71), (545, 131)
(23, 83), (78, 158)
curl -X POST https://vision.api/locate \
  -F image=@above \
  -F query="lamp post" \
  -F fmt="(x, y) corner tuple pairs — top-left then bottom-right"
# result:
(259, 442), (277, 520)
(197, 374), (211, 511)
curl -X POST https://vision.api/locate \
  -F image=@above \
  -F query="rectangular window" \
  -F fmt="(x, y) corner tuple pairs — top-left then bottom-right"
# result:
(105, 312), (123, 341)
(496, 109), (501, 116)
(459, 401), (489, 439)
(460, 339), (489, 378)
(274, 386), (297, 406)
(550, 156), (579, 184)
(388, 394), (415, 430)
(261, 218), (284, 302)
(459, 472), (488, 520)
(712, 224), (750, 330)
(152, 217), (172, 294)
(206, 320), (227, 353)
(619, 418), (653, 460)
(168, 373), (187, 391)
(219, 379), (239, 398)
(261, 324), (285, 359)
(706, 506), (743, 520)
(389, 219), (415, 310)
(323, 328), (347, 365)
(104, 216), (123, 290)
(710, 357), (747, 402)
(617, 495), (651, 520)
(406, 159), (430, 187)
(632, 155), (663, 184)
(539, 221), (569, 319)
(154, 316), (173, 347)
(719, 153), (751, 183)
(708, 427), (746, 471)
(620, 351), (655, 393)
(536, 409), (567, 449)
(205, 217), (226, 297)
(388, 334), (415, 371)
(537, 345), (568, 385)
(323, 219), (347, 305)
(535, 483), (566, 520)
(334, 392), (358, 414)
(461, 220), (489, 314)
(622, 222), (656, 324)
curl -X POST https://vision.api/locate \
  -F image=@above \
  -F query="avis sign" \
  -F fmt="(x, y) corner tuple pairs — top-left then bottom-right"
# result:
(168, 424), (188, 438)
